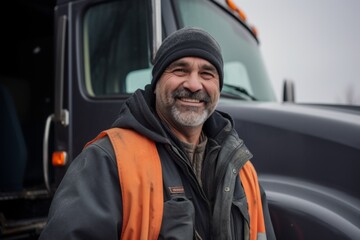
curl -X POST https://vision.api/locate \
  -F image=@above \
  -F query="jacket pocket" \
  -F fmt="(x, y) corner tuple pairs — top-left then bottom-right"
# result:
(159, 196), (195, 240)
(231, 196), (250, 240)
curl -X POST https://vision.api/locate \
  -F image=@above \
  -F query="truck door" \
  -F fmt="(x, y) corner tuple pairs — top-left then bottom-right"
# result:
(49, 0), (156, 187)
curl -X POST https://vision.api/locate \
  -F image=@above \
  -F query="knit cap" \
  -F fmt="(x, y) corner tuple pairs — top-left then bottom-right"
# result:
(151, 27), (224, 90)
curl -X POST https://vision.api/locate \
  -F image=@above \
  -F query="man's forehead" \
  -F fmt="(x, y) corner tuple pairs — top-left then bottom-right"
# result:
(168, 57), (217, 71)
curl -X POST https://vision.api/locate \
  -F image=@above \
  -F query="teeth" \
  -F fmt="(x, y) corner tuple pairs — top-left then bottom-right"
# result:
(181, 98), (200, 103)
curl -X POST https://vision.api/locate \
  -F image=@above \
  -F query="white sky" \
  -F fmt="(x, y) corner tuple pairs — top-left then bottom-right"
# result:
(235, 0), (360, 105)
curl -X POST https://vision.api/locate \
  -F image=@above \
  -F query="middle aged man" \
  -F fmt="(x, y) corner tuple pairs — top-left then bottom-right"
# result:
(39, 27), (276, 240)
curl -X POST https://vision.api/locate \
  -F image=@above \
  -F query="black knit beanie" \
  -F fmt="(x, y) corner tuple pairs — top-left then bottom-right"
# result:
(151, 27), (224, 90)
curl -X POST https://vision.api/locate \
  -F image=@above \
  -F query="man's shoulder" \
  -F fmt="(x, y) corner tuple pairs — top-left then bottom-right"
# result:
(90, 135), (114, 156)
(80, 135), (116, 166)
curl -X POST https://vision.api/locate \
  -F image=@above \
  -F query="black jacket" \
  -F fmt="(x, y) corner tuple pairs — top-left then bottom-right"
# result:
(39, 85), (275, 239)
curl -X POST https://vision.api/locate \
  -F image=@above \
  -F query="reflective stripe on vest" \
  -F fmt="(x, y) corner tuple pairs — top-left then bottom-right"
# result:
(87, 128), (266, 240)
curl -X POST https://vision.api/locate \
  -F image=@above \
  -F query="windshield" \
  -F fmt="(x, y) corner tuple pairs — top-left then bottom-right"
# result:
(173, 0), (276, 101)
(82, 0), (276, 101)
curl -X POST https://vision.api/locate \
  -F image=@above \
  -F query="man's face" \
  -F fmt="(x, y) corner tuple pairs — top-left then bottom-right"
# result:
(155, 57), (220, 130)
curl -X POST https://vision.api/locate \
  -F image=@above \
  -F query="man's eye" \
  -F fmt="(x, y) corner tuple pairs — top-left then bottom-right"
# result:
(201, 72), (215, 79)
(173, 68), (187, 75)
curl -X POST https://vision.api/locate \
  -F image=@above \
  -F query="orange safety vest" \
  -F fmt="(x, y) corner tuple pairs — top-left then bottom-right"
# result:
(86, 128), (266, 240)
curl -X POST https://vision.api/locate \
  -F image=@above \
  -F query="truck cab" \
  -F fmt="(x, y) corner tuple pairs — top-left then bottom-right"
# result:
(1, 0), (359, 239)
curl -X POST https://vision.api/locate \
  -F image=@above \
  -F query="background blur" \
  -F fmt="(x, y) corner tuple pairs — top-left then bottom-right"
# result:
(235, 0), (360, 105)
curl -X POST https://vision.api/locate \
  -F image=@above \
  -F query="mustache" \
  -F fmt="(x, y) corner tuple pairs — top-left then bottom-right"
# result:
(172, 88), (211, 103)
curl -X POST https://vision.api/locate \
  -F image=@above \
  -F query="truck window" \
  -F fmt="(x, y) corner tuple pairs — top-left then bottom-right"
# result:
(173, 0), (276, 101)
(83, 0), (151, 96)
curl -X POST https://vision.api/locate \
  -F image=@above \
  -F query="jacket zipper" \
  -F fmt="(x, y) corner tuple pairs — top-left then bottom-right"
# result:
(168, 145), (209, 202)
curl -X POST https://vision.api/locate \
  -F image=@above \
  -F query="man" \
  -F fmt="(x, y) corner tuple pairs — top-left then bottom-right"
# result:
(40, 27), (276, 239)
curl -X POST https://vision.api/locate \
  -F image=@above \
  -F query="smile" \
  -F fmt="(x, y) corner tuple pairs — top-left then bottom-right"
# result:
(180, 98), (201, 103)
(177, 98), (206, 108)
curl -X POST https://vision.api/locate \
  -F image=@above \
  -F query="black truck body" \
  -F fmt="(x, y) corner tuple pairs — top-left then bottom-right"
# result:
(1, 0), (359, 239)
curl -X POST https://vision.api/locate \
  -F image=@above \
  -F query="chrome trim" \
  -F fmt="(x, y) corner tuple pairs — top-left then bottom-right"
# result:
(151, 0), (162, 62)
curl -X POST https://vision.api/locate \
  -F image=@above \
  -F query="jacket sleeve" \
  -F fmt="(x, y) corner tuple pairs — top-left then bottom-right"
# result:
(39, 137), (122, 240)
(260, 184), (277, 240)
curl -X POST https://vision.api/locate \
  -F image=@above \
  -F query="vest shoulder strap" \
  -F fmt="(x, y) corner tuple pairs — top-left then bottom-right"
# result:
(240, 161), (266, 240)
(86, 128), (163, 240)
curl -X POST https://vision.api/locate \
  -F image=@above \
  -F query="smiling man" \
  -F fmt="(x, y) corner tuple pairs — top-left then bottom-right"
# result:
(40, 27), (276, 240)
(155, 57), (220, 143)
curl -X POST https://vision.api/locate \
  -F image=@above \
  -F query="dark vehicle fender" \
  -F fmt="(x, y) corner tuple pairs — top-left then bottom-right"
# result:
(217, 100), (360, 239)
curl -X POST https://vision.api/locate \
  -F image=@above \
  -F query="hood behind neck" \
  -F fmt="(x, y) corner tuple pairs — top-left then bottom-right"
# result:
(112, 85), (234, 146)
(111, 85), (170, 144)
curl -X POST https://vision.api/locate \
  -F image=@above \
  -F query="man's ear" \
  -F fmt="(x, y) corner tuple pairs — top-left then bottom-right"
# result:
(153, 83), (158, 95)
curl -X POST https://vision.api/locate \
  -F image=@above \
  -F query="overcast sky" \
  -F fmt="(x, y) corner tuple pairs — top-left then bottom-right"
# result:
(235, 0), (360, 105)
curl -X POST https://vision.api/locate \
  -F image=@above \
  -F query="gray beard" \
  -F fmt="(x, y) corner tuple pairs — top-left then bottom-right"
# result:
(171, 105), (210, 127)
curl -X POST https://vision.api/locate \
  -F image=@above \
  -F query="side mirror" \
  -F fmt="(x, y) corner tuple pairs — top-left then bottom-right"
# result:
(282, 79), (295, 103)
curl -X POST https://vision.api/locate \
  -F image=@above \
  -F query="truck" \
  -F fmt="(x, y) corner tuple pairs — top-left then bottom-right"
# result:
(1, 0), (359, 239)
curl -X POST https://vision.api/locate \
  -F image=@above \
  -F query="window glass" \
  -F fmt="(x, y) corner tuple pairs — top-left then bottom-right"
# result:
(174, 0), (276, 101)
(83, 0), (151, 96)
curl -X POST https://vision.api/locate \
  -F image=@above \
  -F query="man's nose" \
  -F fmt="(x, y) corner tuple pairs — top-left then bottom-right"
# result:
(183, 72), (203, 92)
